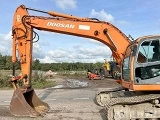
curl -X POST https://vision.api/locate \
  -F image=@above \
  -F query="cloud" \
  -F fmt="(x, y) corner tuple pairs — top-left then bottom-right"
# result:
(55, 0), (77, 10)
(90, 9), (114, 22)
(33, 43), (45, 59)
(37, 30), (55, 36)
(0, 31), (12, 55)
(117, 20), (131, 26)
(37, 45), (111, 63)
(0, 31), (111, 63)
(89, 9), (130, 28)
(74, 46), (111, 57)
(39, 56), (55, 63)
(47, 49), (67, 58)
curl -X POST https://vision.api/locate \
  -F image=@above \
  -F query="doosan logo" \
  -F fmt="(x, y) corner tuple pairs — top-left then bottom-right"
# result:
(47, 22), (75, 28)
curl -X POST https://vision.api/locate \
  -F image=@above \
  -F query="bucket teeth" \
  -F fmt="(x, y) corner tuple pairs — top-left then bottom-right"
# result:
(10, 87), (49, 117)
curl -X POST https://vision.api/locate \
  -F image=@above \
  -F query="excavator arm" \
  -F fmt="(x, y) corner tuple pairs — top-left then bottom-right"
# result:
(10, 4), (131, 117)
(12, 5), (131, 87)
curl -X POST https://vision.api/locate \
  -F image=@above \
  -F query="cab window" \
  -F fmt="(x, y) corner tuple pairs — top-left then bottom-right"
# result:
(137, 40), (160, 63)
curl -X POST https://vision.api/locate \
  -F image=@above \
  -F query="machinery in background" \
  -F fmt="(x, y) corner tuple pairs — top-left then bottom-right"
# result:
(87, 58), (120, 80)
(87, 68), (102, 80)
(99, 58), (121, 79)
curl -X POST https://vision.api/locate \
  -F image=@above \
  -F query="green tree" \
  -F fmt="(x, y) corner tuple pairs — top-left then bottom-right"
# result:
(32, 59), (41, 70)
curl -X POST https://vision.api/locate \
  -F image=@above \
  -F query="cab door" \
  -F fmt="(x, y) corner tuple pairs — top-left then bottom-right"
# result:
(121, 44), (134, 89)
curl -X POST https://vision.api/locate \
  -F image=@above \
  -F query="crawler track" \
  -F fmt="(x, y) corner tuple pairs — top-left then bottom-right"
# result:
(96, 89), (160, 120)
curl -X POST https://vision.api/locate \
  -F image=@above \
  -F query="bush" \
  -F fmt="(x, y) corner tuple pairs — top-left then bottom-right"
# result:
(32, 71), (46, 82)
(0, 70), (56, 89)
(0, 73), (12, 88)
(31, 71), (56, 88)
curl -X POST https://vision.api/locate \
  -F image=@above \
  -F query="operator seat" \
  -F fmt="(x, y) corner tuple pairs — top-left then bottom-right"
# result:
(152, 46), (160, 61)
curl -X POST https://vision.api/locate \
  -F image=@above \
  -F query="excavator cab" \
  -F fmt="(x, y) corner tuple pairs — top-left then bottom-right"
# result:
(122, 36), (160, 90)
(97, 36), (160, 119)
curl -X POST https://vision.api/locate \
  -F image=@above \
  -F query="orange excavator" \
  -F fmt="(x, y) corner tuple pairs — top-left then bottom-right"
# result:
(11, 4), (160, 119)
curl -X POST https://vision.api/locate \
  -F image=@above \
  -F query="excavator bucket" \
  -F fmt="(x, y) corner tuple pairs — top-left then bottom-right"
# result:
(10, 87), (49, 117)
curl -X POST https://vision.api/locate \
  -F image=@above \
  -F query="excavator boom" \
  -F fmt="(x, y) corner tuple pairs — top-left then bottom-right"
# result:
(12, 5), (131, 67)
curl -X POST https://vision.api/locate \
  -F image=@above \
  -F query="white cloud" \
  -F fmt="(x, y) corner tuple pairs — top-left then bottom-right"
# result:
(55, 0), (77, 10)
(39, 56), (55, 63)
(37, 45), (111, 63)
(117, 20), (131, 26)
(86, 38), (105, 45)
(0, 31), (111, 63)
(90, 9), (114, 22)
(47, 49), (67, 58)
(75, 46), (111, 57)
(33, 43), (45, 59)
(0, 31), (12, 55)
(89, 9), (130, 27)
(37, 30), (55, 36)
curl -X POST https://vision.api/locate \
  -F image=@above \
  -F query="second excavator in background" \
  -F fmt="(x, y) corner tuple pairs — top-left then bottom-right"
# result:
(99, 58), (120, 79)
(87, 58), (120, 80)
(11, 4), (160, 119)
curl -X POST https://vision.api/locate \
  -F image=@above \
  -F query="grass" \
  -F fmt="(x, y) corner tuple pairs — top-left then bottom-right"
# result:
(32, 80), (56, 89)
(31, 70), (56, 88)
(0, 70), (87, 89)
(0, 71), (56, 89)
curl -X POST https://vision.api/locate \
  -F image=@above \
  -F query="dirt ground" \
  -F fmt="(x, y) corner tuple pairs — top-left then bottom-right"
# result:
(0, 75), (121, 120)
(50, 75), (121, 89)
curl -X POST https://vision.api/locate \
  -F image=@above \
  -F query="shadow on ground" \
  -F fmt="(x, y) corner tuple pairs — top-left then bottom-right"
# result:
(99, 108), (106, 120)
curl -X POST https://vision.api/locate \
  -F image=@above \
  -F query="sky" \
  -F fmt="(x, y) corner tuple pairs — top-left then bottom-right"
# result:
(0, 0), (160, 63)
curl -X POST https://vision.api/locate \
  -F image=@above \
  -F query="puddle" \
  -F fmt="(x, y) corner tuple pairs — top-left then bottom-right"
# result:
(52, 85), (64, 88)
(66, 79), (89, 88)
(52, 79), (89, 89)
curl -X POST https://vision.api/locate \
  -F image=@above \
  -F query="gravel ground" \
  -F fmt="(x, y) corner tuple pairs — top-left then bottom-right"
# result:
(0, 75), (121, 120)
(50, 75), (121, 89)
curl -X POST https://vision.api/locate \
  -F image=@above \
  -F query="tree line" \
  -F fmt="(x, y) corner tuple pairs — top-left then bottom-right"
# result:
(0, 54), (103, 71)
